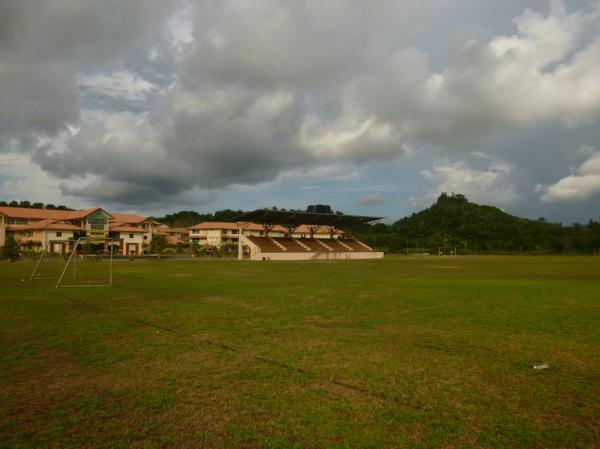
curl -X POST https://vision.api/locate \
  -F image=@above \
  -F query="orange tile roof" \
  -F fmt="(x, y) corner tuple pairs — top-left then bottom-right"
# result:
(293, 225), (341, 234)
(243, 223), (288, 232)
(66, 208), (110, 219)
(189, 221), (239, 230)
(164, 227), (189, 233)
(165, 235), (185, 244)
(18, 219), (83, 231)
(189, 222), (287, 232)
(110, 225), (144, 232)
(109, 213), (147, 224)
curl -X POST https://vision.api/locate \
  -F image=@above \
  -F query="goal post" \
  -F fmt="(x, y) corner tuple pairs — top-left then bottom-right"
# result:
(30, 237), (115, 288)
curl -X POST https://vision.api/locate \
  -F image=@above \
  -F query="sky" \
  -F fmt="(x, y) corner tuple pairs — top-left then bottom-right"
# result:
(1, 0), (600, 223)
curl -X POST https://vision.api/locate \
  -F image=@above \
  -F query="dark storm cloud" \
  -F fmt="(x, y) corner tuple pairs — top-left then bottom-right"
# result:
(0, 0), (169, 150)
(1, 0), (600, 219)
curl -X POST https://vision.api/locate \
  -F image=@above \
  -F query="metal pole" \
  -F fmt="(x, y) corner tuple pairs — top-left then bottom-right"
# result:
(56, 237), (80, 288)
(30, 240), (49, 281)
(72, 240), (77, 279)
(238, 224), (243, 260)
(109, 238), (113, 286)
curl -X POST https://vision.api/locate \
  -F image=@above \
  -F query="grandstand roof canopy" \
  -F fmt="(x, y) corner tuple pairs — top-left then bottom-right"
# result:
(234, 209), (383, 227)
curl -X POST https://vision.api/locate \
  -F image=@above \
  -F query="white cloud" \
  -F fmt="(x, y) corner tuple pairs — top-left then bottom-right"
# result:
(367, 0), (600, 146)
(419, 158), (520, 205)
(0, 153), (77, 206)
(538, 151), (600, 201)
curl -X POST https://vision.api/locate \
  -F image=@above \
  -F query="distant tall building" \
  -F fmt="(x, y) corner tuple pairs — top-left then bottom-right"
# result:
(307, 204), (333, 214)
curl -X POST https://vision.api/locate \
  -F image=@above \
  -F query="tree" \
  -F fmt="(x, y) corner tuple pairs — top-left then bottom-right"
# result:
(149, 235), (168, 254)
(1, 234), (20, 261)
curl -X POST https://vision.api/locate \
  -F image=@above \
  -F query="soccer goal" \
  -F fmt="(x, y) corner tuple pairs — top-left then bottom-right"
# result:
(30, 237), (114, 288)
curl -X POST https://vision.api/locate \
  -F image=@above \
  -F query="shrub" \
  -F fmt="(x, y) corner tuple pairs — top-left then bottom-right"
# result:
(149, 235), (168, 254)
(1, 234), (20, 261)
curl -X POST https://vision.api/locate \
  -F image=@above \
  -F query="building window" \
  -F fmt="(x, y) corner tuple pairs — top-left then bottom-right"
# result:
(56, 232), (62, 237)
(144, 236), (148, 240)
(129, 234), (134, 239)
(7, 218), (28, 225)
(89, 210), (107, 230)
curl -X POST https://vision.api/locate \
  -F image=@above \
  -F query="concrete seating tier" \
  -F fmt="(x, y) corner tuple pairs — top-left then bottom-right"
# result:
(247, 236), (373, 253)
(298, 238), (330, 252)
(317, 239), (350, 252)
(277, 238), (309, 252)
(340, 239), (372, 251)
(247, 236), (284, 252)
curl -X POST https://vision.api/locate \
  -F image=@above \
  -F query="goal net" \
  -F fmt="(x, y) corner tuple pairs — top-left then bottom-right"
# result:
(30, 237), (115, 288)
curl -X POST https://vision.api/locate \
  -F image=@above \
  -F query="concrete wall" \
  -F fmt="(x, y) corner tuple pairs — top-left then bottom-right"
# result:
(250, 251), (384, 261)
(291, 231), (340, 239)
(18, 230), (75, 252)
(118, 232), (144, 254)
(244, 230), (286, 237)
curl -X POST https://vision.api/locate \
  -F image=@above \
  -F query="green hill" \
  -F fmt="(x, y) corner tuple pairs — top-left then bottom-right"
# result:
(355, 193), (600, 254)
(3, 194), (599, 254)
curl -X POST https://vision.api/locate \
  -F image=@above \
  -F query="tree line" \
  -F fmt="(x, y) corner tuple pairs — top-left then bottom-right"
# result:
(3, 194), (600, 255)
(0, 200), (74, 211)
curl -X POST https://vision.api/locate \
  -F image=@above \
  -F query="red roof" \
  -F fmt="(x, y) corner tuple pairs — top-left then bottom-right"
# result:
(165, 235), (185, 244)
(189, 221), (238, 231)
(109, 213), (147, 224)
(162, 227), (189, 234)
(293, 225), (341, 234)
(17, 219), (83, 231)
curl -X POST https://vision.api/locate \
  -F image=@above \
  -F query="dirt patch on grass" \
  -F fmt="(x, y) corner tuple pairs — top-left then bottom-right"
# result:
(306, 315), (347, 327)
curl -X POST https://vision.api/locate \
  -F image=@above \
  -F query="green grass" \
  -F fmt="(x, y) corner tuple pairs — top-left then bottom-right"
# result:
(0, 256), (598, 448)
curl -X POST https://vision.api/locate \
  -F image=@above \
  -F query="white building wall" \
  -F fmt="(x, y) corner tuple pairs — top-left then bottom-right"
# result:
(119, 232), (144, 254)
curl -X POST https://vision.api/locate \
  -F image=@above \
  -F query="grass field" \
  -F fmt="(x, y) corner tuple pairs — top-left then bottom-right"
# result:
(0, 256), (599, 449)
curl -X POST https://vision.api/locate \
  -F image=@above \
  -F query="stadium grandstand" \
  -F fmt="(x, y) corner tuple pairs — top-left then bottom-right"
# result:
(232, 209), (384, 261)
